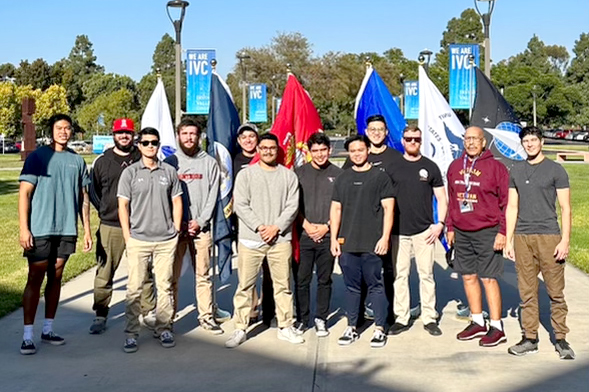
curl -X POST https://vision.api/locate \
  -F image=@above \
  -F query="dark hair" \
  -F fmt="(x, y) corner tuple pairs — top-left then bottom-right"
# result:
(177, 118), (200, 135)
(307, 132), (330, 149)
(138, 127), (160, 142)
(519, 126), (543, 141)
(258, 133), (279, 145)
(48, 114), (73, 131)
(366, 114), (387, 128)
(403, 125), (421, 135)
(344, 134), (370, 151)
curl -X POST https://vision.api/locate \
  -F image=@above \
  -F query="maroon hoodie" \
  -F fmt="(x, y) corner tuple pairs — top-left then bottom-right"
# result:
(446, 149), (508, 234)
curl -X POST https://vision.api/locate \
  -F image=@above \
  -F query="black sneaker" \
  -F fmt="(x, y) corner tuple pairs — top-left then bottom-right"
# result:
(388, 322), (410, 336)
(338, 327), (359, 346)
(508, 336), (538, 356)
(41, 331), (65, 346)
(555, 339), (575, 360)
(293, 321), (307, 336)
(123, 337), (138, 353)
(160, 330), (176, 348)
(370, 329), (387, 348)
(424, 322), (442, 336)
(20, 339), (36, 355)
(200, 319), (224, 335)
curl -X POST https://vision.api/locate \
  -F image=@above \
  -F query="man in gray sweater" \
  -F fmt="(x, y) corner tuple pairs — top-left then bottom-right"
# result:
(225, 133), (303, 348)
(165, 119), (222, 334)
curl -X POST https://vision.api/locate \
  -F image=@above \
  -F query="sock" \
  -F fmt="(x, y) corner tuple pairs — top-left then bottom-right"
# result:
(490, 319), (503, 331)
(42, 319), (54, 335)
(472, 313), (485, 326)
(23, 325), (34, 341)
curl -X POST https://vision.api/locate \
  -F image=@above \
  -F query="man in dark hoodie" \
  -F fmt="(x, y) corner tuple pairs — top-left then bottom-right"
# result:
(447, 126), (509, 348)
(88, 118), (155, 334)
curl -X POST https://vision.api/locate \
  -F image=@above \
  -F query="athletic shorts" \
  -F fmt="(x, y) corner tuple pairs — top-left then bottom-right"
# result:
(453, 226), (504, 278)
(24, 236), (77, 263)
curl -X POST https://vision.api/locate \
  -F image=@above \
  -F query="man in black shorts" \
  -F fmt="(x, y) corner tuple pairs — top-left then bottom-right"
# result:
(331, 135), (395, 348)
(447, 126), (509, 347)
(19, 114), (93, 355)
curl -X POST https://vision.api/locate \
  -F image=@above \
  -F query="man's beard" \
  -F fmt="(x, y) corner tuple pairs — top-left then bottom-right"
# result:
(179, 142), (198, 156)
(114, 139), (133, 153)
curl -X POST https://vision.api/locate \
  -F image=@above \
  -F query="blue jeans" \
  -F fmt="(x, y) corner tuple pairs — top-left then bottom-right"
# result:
(339, 252), (387, 328)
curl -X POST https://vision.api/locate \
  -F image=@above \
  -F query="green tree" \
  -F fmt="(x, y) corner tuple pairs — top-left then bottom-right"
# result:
(0, 63), (16, 79)
(62, 35), (104, 110)
(76, 89), (139, 134)
(34, 85), (69, 135)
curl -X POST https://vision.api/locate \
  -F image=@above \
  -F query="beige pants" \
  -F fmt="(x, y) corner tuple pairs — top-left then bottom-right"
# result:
(173, 231), (213, 322)
(233, 242), (293, 330)
(125, 236), (177, 337)
(393, 229), (437, 325)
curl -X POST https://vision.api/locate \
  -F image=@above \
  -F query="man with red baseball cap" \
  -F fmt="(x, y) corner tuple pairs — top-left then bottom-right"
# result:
(88, 118), (156, 334)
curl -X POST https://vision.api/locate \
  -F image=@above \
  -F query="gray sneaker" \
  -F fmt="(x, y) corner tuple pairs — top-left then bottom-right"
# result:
(508, 337), (538, 356)
(200, 319), (224, 335)
(225, 329), (247, 348)
(555, 339), (575, 360)
(159, 330), (176, 348)
(89, 317), (106, 334)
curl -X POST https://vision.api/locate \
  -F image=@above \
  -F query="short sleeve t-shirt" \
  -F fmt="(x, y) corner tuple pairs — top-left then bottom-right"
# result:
(117, 160), (183, 242)
(233, 152), (253, 180)
(509, 158), (569, 235)
(19, 146), (90, 237)
(390, 156), (444, 235)
(332, 166), (395, 253)
(342, 146), (402, 178)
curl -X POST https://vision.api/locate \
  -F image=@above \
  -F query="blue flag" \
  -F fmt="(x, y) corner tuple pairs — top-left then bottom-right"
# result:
(206, 70), (240, 284)
(354, 66), (407, 152)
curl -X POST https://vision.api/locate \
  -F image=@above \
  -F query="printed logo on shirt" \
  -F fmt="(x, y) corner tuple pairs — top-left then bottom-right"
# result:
(353, 181), (363, 186)
(158, 175), (169, 186)
(327, 177), (336, 183)
(178, 173), (203, 180)
(419, 168), (429, 182)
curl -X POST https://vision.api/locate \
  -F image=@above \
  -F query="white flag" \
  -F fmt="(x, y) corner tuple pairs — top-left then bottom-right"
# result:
(418, 66), (465, 181)
(141, 78), (176, 160)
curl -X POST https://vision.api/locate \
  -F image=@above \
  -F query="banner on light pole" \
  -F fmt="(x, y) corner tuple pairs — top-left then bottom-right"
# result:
(186, 49), (216, 114)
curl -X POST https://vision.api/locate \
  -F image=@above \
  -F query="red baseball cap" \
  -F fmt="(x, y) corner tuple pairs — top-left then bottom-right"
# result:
(112, 118), (135, 132)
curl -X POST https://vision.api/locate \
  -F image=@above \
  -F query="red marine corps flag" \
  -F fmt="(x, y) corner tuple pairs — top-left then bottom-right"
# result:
(271, 73), (323, 168)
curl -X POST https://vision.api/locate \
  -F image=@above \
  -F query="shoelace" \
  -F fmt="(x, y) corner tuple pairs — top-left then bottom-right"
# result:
(23, 339), (34, 346)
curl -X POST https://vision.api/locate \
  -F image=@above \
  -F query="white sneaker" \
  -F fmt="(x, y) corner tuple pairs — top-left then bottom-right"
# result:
(314, 318), (329, 337)
(277, 326), (305, 344)
(225, 329), (247, 349)
(139, 311), (156, 330)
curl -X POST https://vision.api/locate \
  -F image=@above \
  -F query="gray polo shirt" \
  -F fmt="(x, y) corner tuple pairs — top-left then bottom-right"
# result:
(117, 159), (183, 242)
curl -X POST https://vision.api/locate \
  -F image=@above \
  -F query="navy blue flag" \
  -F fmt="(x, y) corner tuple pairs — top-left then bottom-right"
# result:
(354, 65), (407, 152)
(206, 70), (240, 284)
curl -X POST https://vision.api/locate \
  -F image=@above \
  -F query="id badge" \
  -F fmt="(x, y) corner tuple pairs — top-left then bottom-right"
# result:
(460, 200), (474, 213)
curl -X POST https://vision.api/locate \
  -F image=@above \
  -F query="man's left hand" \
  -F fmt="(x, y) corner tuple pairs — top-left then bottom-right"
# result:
(426, 223), (444, 245)
(260, 225), (280, 244)
(554, 240), (569, 261)
(493, 233), (506, 251)
(83, 231), (93, 252)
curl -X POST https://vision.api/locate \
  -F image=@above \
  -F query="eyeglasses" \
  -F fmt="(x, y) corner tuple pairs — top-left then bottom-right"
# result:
(464, 136), (484, 143)
(367, 127), (386, 134)
(139, 140), (159, 147)
(259, 146), (278, 152)
(403, 137), (422, 143)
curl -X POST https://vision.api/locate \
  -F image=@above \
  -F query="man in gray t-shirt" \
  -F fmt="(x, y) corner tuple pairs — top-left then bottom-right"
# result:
(117, 127), (183, 353)
(505, 126), (574, 360)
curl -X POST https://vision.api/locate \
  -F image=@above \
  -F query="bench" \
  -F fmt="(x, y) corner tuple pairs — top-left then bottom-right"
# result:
(556, 151), (589, 162)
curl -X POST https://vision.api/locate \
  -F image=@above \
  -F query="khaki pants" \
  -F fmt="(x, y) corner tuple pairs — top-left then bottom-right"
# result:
(393, 229), (437, 325)
(514, 234), (569, 340)
(172, 231), (213, 322)
(233, 242), (293, 330)
(125, 236), (177, 337)
(93, 224), (155, 317)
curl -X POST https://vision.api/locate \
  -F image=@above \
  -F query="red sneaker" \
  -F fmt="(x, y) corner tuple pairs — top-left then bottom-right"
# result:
(479, 326), (506, 347)
(456, 322), (487, 341)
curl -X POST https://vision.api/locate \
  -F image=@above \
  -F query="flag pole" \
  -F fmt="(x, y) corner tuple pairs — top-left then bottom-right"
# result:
(469, 55), (475, 123)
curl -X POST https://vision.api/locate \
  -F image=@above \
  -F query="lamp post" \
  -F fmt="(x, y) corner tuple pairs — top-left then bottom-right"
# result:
(532, 85), (537, 127)
(399, 73), (405, 115)
(418, 49), (433, 72)
(166, 0), (189, 127)
(469, 54), (476, 121)
(474, 0), (495, 79)
(237, 52), (251, 123)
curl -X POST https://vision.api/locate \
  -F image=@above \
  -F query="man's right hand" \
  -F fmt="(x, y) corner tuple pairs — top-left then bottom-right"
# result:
(447, 231), (455, 247)
(504, 243), (515, 261)
(20, 229), (33, 251)
(330, 239), (341, 257)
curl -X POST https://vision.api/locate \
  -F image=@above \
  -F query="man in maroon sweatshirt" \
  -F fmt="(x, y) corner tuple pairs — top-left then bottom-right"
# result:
(447, 126), (509, 347)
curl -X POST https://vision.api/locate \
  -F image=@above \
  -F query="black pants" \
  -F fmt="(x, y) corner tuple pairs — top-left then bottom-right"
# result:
(293, 236), (335, 325)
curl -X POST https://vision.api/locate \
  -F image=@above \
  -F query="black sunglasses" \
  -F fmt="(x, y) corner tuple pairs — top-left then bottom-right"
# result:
(403, 137), (422, 143)
(139, 140), (160, 147)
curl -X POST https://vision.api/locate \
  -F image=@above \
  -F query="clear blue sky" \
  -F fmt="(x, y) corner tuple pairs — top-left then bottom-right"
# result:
(1, 0), (587, 81)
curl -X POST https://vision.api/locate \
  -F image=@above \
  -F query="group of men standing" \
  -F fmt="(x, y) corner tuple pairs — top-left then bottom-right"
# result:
(18, 113), (575, 360)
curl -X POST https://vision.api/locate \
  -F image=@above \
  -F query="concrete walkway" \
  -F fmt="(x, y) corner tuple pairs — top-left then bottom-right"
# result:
(1, 252), (587, 392)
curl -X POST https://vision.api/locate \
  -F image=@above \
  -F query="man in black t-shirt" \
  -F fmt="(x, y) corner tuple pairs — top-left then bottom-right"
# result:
(233, 123), (259, 179)
(388, 126), (447, 337)
(294, 133), (343, 337)
(331, 135), (395, 348)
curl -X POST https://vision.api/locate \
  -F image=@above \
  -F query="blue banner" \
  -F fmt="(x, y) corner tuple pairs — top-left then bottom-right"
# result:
(92, 135), (114, 154)
(248, 83), (267, 123)
(449, 44), (480, 109)
(404, 81), (419, 119)
(186, 49), (216, 114)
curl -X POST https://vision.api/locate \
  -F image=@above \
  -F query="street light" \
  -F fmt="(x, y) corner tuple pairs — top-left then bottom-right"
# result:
(166, 0), (189, 127)
(532, 85), (537, 127)
(418, 49), (433, 72)
(399, 73), (405, 115)
(236, 52), (251, 123)
(474, 0), (495, 79)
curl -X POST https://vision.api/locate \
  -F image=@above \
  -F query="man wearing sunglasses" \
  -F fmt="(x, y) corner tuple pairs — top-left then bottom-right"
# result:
(88, 118), (156, 335)
(388, 126), (447, 337)
(117, 128), (183, 353)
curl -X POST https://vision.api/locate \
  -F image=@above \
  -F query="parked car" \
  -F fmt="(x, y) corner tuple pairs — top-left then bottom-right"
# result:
(2, 143), (20, 153)
(554, 130), (573, 139)
(68, 141), (91, 153)
(573, 131), (589, 141)
(330, 137), (348, 158)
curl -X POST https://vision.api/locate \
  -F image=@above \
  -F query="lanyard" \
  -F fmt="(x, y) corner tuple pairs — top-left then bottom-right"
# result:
(462, 155), (478, 204)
